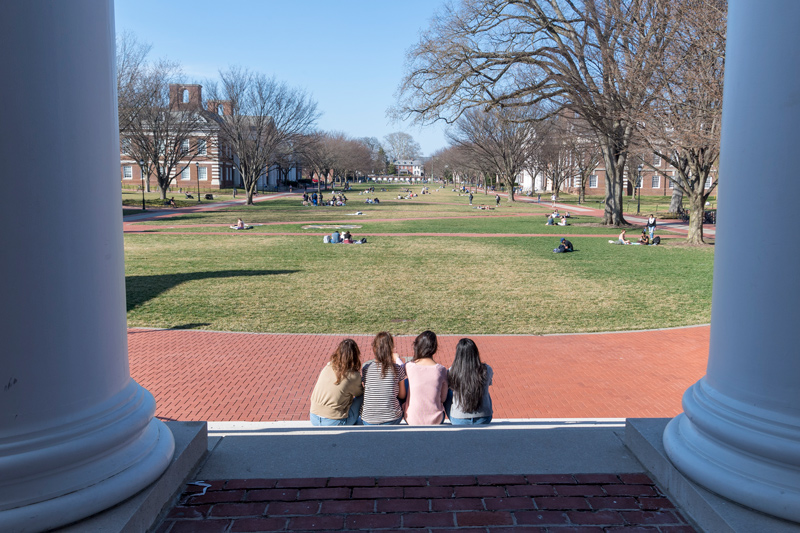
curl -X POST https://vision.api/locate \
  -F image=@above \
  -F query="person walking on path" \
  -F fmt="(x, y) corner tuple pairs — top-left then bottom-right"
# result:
(469, 192), (473, 205)
(551, 193), (557, 207)
(495, 194), (500, 207)
(647, 214), (657, 241)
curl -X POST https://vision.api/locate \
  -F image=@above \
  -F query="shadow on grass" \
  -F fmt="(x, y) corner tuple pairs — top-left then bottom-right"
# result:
(126, 269), (300, 310)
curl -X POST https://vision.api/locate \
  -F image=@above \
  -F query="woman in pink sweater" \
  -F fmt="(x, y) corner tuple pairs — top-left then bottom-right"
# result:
(404, 330), (448, 425)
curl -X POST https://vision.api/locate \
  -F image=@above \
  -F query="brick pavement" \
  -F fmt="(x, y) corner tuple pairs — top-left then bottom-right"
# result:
(157, 473), (695, 532)
(128, 326), (709, 422)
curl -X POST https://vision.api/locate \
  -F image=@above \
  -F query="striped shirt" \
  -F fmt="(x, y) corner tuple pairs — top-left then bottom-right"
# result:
(360, 361), (407, 424)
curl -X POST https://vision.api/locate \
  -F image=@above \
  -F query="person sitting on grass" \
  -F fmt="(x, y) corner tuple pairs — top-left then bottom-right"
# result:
(639, 229), (650, 245)
(168, 197), (177, 208)
(359, 332), (407, 425)
(545, 215), (555, 225)
(553, 237), (573, 253)
(236, 218), (245, 230)
(404, 330), (448, 426)
(331, 230), (340, 243)
(558, 215), (568, 226)
(445, 338), (493, 425)
(343, 231), (353, 244)
(309, 339), (364, 426)
(618, 229), (631, 245)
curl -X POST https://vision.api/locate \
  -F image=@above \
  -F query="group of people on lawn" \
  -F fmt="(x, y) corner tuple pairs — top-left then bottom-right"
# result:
(303, 192), (347, 206)
(310, 331), (493, 426)
(617, 215), (659, 245)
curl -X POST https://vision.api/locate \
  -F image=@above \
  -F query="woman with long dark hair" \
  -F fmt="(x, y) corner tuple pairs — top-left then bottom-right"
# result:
(309, 339), (364, 426)
(445, 338), (493, 425)
(359, 332), (407, 425)
(404, 330), (448, 425)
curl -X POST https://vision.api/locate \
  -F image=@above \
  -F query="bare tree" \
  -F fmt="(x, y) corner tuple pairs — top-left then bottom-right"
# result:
(448, 106), (539, 201)
(205, 67), (320, 205)
(122, 61), (207, 200)
(360, 136), (387, 175)
(642, 0), (726, 244)
(116, 30), (152, 134)
(383, 131), (422, 162)
(395, 0), (678, 226)
(561, 117), (602, 203)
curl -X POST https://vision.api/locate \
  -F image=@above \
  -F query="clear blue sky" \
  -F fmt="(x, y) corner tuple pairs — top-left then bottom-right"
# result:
(115, 0), (449, 156)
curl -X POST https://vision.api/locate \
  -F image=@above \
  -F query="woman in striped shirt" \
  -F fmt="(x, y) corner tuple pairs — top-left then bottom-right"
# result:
(360, 332), (407, 425)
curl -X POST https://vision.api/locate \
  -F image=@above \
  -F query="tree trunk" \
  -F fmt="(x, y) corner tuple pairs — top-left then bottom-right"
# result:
(158, 180), (168, 200)
(505, 176), (516, 201)
(686, 191), (705, 244)
(600, 148), (628, 226)
(669, 187), (683, 213)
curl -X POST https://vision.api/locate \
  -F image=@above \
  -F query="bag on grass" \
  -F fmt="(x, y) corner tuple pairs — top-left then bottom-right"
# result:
(652, 236), (661, 245)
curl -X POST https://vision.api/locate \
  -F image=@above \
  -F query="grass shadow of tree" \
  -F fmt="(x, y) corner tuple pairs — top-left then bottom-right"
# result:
(126, 269), (300, 311)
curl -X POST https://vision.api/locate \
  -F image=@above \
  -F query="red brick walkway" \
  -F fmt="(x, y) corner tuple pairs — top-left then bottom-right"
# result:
(129, 327), (709, 421)
(158, 473), (695, 532)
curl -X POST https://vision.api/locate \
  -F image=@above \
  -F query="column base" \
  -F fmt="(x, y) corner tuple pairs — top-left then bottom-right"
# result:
(0, 381), (175, 532)
(663, 379), (800, 523)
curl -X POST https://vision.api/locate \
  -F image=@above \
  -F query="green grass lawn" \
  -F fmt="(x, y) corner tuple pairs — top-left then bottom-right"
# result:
(125, 186), (714, 334)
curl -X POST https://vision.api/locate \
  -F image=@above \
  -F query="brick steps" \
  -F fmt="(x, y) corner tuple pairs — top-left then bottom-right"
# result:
(158, 474), (694, 532)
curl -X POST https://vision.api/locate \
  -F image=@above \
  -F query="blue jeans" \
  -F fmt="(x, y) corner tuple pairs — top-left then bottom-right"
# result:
(444, 390), (491, 425)
(310, 395), (363, 426)
(648, 227), (655, 240)
(360, 415), (403, 425)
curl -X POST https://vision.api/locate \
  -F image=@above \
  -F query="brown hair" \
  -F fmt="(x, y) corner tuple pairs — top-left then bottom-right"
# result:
(372, 332), (396, 379)
(330, 339), (361, 384)
(412, 330), (438, 361)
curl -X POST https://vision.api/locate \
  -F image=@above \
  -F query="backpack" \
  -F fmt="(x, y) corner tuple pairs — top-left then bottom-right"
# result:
(652, 236), (661, 245)
(323, 235), (330, 243)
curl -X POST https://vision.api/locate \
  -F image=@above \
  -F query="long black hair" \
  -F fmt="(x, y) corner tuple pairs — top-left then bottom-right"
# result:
(448, 338), (487, 413)
(412, 330), (438, 361)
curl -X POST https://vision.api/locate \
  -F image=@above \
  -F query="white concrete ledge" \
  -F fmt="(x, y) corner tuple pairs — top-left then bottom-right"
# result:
(200, 419), (639, 479)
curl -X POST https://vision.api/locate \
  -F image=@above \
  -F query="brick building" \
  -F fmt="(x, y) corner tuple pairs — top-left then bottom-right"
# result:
(120, 84), (300, 193)
(519, 155), (716, 197)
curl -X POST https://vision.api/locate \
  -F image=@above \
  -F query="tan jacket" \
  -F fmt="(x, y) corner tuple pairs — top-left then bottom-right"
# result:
(310, 363), (364, 419)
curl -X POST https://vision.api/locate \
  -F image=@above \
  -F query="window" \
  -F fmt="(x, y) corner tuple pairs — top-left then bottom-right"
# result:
(668, 172), (675, 188)
(182, 89), (189, 103)
(121, 138), (131, 154)
(651, 175), (660, 188)
(636, 176), (643, 188)
(573, 177), (581, 188)
(705, 176), (713, 189)
(181, 139), (190, 153)
(181, 167), (191, 180)
(197, 139), (207, 155)
(589, 174), (598, 188)
(123, 166), (133, 180)
(198, 167), (208, 181)
(218, 104), (224, 115)
(653, 154), (661, 167)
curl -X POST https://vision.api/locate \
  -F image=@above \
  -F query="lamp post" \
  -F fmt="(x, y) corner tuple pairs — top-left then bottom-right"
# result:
(139, 159), (146, 211)
(195, 162), (201, 203)
(637, 164), (643, 214)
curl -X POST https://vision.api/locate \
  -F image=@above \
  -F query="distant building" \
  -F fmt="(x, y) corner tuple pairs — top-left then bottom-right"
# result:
(120, 84), (300, 192)
(394, 159), (424, 177)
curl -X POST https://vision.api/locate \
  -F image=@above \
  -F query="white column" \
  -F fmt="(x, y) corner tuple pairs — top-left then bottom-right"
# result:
(663, 0), (800, 523)
(0, 2), (174, 531)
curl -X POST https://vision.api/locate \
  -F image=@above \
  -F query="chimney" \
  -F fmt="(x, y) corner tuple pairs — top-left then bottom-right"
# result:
(169, 84), (202, 110)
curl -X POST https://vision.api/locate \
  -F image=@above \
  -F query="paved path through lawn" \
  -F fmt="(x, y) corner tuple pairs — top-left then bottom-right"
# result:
(129, 326), (709, 422)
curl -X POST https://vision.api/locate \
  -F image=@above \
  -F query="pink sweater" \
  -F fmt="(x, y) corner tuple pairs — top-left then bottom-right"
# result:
(404, 361), (448, 425)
